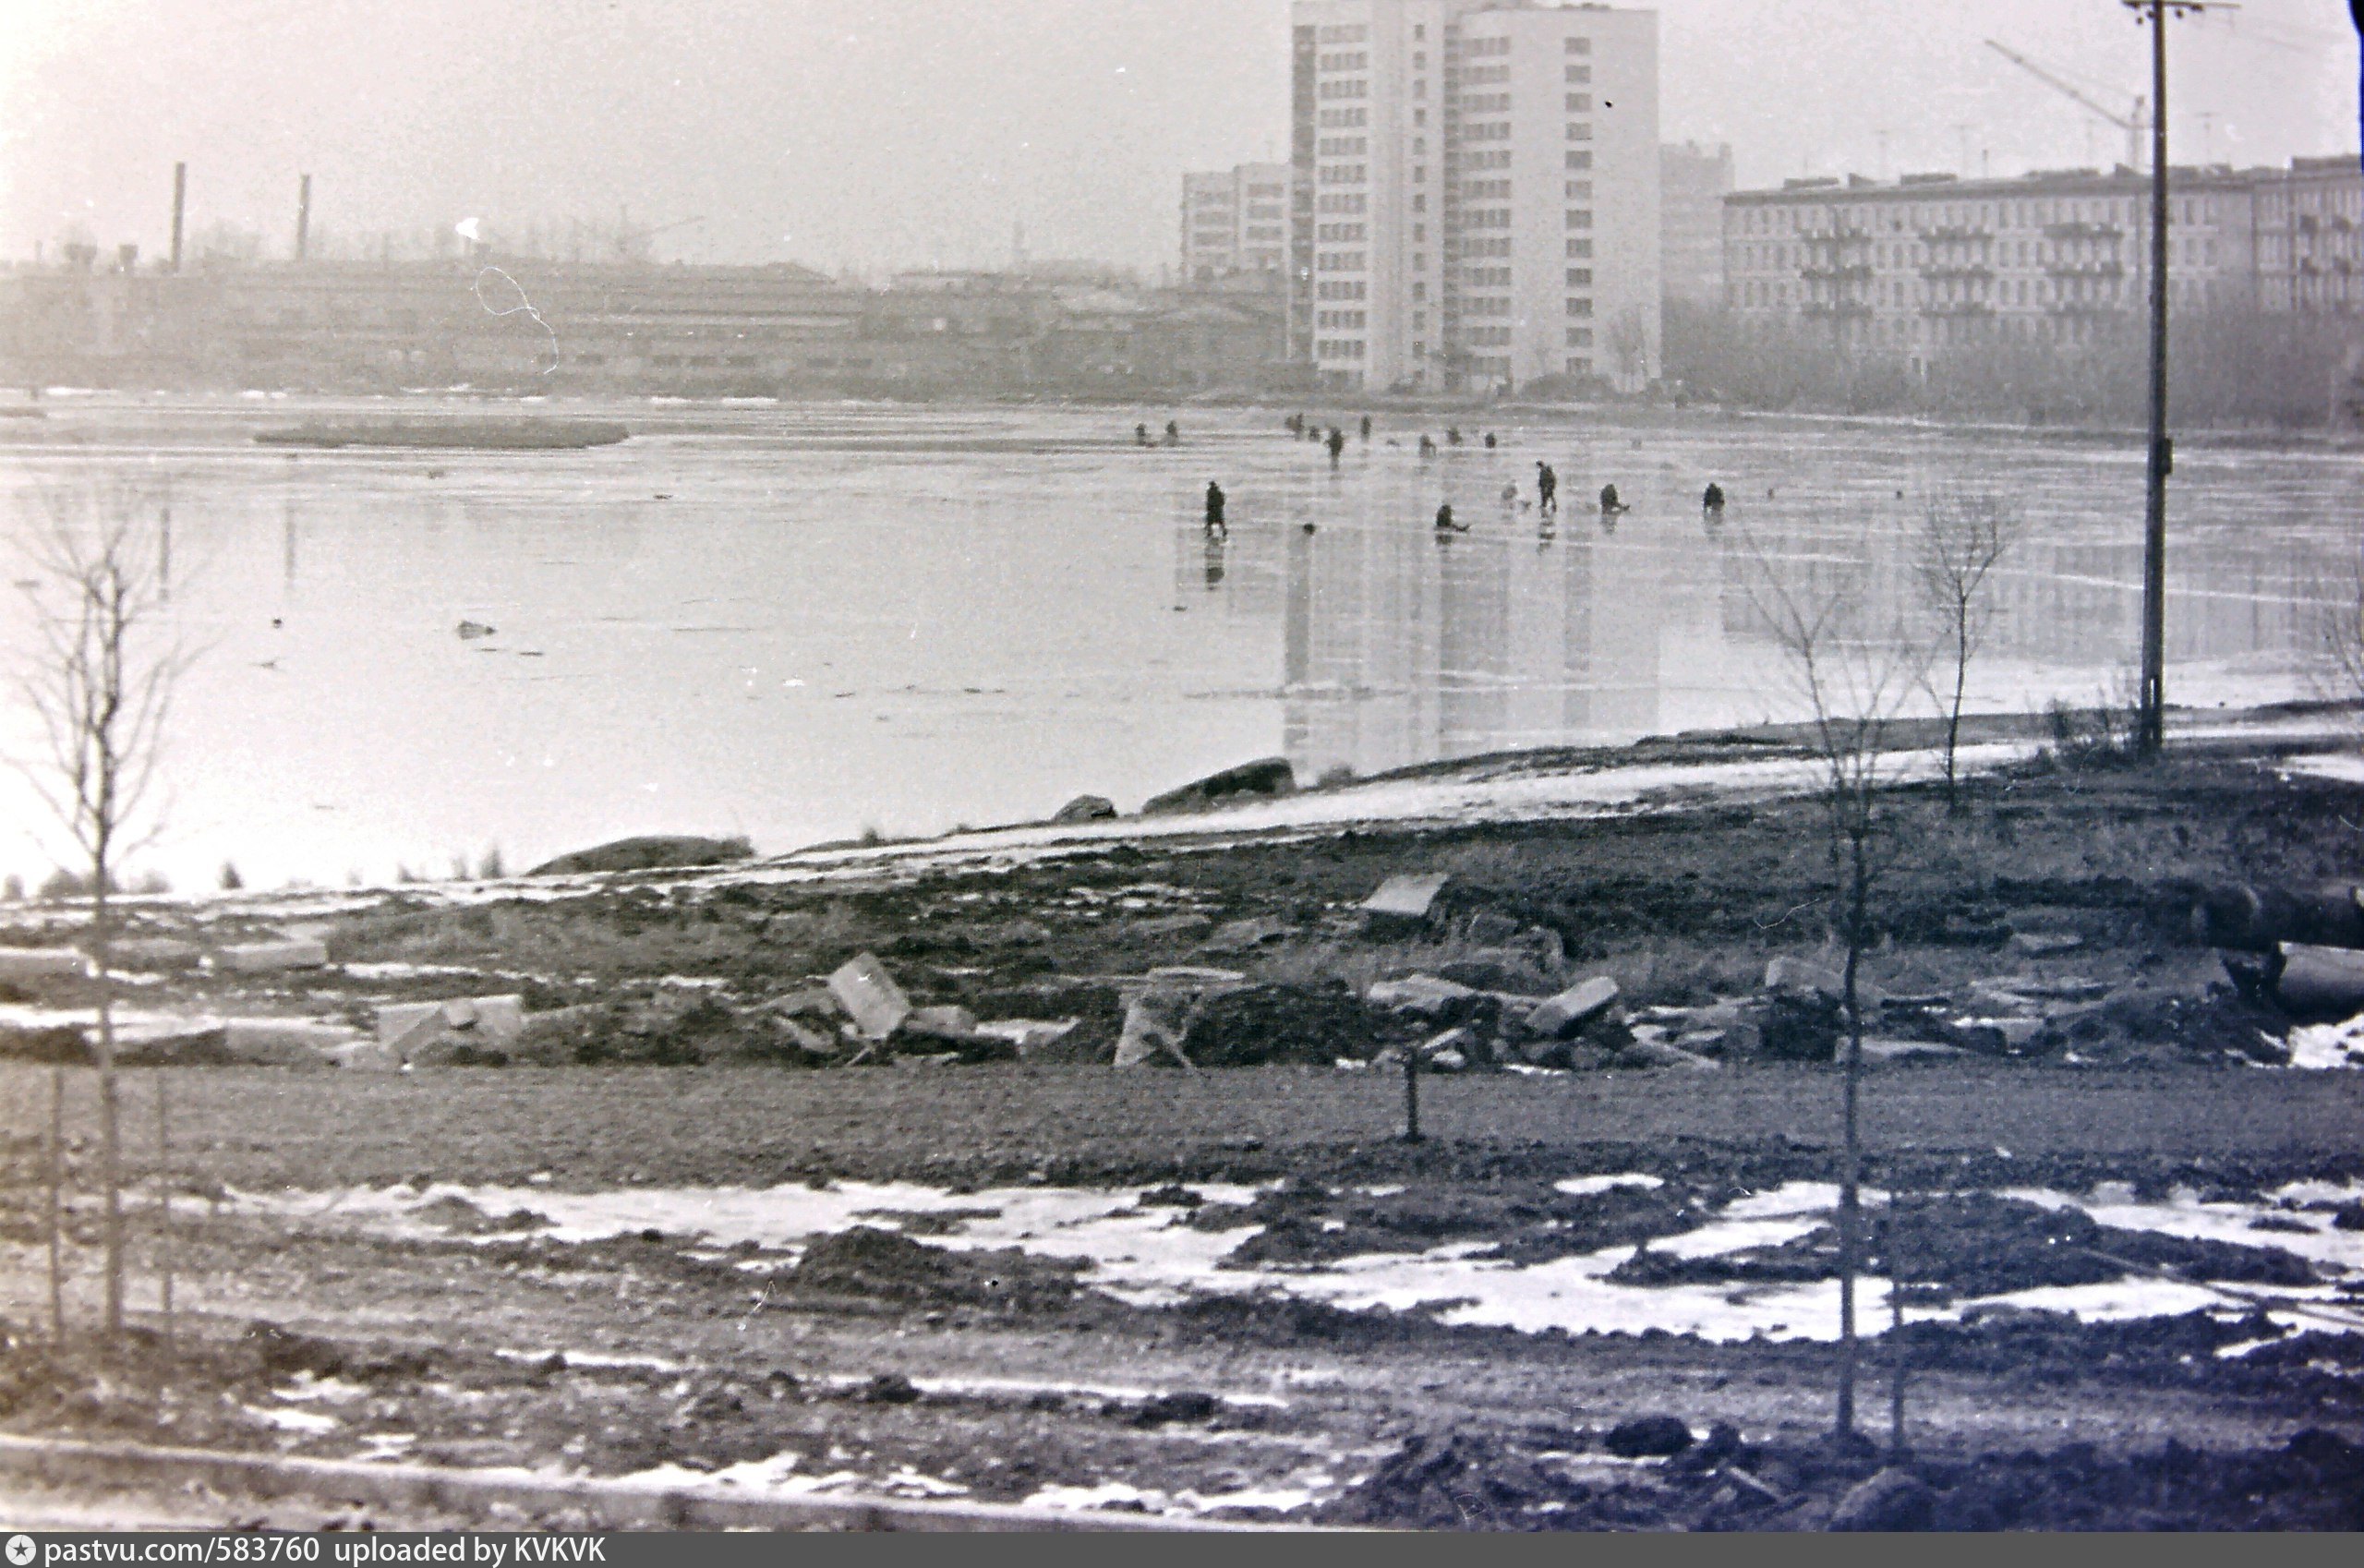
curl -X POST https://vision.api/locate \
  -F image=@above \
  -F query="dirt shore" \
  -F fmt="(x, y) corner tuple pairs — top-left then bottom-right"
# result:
(3, 727), (2362, 1528)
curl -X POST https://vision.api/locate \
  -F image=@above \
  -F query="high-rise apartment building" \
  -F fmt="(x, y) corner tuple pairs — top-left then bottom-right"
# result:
(1181, 163), (1294, 283)
(1288, 1), (1661, 395)
(1659, 140), (1732, 307)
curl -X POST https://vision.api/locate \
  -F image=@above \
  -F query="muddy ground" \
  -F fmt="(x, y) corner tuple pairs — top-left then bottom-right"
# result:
(3, 735), (2364, 1528)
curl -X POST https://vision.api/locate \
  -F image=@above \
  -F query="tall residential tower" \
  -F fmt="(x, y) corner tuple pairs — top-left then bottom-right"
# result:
(1289, 0), (1660, 394)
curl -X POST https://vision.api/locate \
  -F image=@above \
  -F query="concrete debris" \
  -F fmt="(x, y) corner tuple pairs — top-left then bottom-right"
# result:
(1051, 794), (1118, 824)
(227, 1019), (361, 1065)
(1463, 911), (1522, 945)
(773, 1017), (839, 1056)
(972, 1018), (1080, 1055)
(322, 1039), (405, 1071)
(1360, 873), (1449, 925)
(0, 948), (87, 982)
(1526, 976), (1620, 1040)
(828, 952), (912, 1041)
(1763, 955), (1844, 999)
(1859, 1038), (1972, 1063)
(1139, 756), (1296, 816)
(1365, 973), (1483, 1023)
(106, 937), (203, 971)
(216, 938), (331, 974)
(377, 995), (527, 1062)
(1112, 968), (1247, 1068)
(2276, 942), (2364, 1021)
(1615, 1036), (1720, 1070)
(2009, 931), (2085, 957)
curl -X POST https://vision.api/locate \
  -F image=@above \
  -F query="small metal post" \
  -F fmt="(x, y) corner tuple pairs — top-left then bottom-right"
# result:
(1402, 1051), (1422, 1144)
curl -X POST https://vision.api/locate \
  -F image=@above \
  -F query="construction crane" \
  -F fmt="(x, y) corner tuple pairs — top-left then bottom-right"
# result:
(1984, 39), (2149, 172)
(610, 208), (706, 262)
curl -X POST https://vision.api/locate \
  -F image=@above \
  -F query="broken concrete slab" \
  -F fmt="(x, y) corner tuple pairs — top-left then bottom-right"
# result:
(216, 938), (330, 974)
(1110, 968), (1248, 1069)
(0, 948), (86, 982)
(2008, 931), (2084, 958)
(2277, 942), (2364, 1021)
(774, 1017), (839, 1056)
(1114, 991), (1200, 1069)
(1140, 757), (1296, 816)
(105, 937), (203, 971)
(223, 1019), (356, 1066)
(1860, 1038), (1972, 1064)
(1365, 974), (1483, 1023)
(1950, 1016), (2048, 1055)
(1360, 874), (1449, 925)
(1526, 976), (1620, 1040)
(973, 1018), (1080, 1055)
(377, 995), (528, 1060)
(1052, 794), (1118, 824)
(898, 1004), (981, 1043)
(1616, 1037), (1721, 1070)
(1764, 955), (1844, 998)
(1463, 911), (1522, 945)
(322, 1038), (404, 1070)
(828, 952), (912, 1041)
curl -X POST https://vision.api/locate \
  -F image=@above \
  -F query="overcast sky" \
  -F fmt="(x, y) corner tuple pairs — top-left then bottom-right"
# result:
(2, 0), (2355, 275)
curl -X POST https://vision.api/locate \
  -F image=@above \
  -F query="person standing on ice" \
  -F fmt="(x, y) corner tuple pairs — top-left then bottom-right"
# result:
(1205, 480), (1227, 532)
(1536, 461), (1558, 515)
(1327, 427), (1345, 466)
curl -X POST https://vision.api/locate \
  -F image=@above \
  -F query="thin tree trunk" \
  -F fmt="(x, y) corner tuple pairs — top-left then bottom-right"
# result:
(1835, 822), (1869, 1439)
(93, 874), (123, 1345)
(155, 1070), (174, 1354)
(1889, 1190), (1909, 1457)
(1946, 619), (1970, 807)
(44, 1062), (65, 1345)
(1402, 1053), (1422, 1144)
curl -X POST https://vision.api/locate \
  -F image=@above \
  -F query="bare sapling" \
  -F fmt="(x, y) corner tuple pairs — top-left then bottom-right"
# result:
(1914, 488), (2020, 809)
(1740, 523), (1932, 1440)
(12, 487), (188, 1345)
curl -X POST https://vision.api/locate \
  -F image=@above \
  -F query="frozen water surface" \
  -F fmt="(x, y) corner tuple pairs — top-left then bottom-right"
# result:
(2, 396), (2354, 889)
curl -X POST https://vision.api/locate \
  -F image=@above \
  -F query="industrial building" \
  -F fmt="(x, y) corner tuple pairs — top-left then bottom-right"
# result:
(1286, 0), (1662, 395)
(1721, 156), (2362, 370)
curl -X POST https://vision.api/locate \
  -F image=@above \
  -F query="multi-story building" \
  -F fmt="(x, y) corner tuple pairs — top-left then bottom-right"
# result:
(1723, 155), (2362, 369)
(1180, 163), (1293, 283)
(2256, 154), (2363, 315)
(1659, 140), (1731, 307)
(1288, 0), (1661, 395)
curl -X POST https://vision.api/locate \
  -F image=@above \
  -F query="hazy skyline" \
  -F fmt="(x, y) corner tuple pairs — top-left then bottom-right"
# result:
(2, 0), (2356, 275)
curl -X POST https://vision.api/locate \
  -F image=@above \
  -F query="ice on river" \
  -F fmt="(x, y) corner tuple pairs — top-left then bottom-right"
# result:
(229, 1170), (2364, 1345)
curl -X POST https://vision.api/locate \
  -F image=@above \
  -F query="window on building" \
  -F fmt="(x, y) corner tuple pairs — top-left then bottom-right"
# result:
(1566, 65), (1591, 84)
(1567, 267), (1592, 286)
(1566, 238), (1592, 259)
(1566, 211), (1592, 229)
(1566, 94), (1592, 112)
(1566, 151), (1591, 171)
(1566, 36), (1590, 54)
(1567, 180), (1592, 199)
(1567, 298), (1592, 317)
(1565, 327), (1593, 346)
(1567, 123), (1591, 140)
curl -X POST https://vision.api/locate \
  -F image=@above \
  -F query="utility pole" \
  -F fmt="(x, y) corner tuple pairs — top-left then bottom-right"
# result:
(2126, 0), (2234, 756)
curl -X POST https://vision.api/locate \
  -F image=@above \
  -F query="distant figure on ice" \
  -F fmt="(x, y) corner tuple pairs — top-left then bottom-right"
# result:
(1205, 480), (1227, 531)
(1599, 483), (1629, 514)
(1702, 482), (1725, 513)
(1500, 482), (1520, 506)
(1435, 503), (1466, 533)
(1327, 427), (1346, 465)
(1164, 420), (1180, 446)
(1285, 413), (1304, 437)
(1359, 415), (1372, 440)
(1135, 423), (1152, 447)
(1418, 434), (1437, 457)
(1484, 432), (1498, 450)
(1446, 427), (1463, 446)
(1536, 461), (1558, 514)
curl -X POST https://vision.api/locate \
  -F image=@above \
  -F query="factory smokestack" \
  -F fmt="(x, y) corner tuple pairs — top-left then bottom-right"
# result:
(296, 174), (312, 261)
(170, 162), (187, 271)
